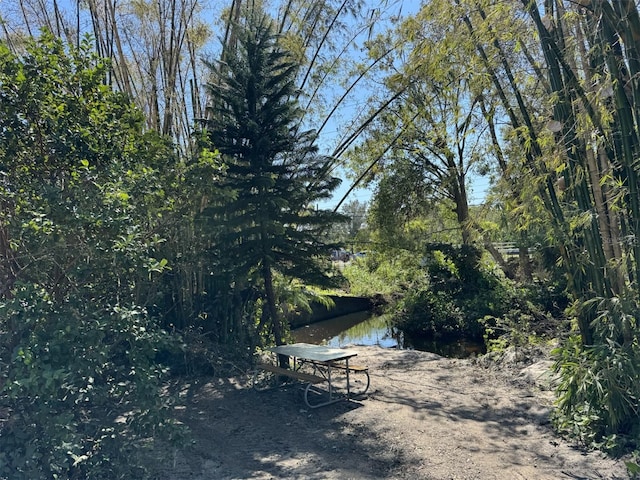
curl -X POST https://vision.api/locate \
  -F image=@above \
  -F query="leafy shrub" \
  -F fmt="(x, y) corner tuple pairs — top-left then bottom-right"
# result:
(392, 244), (513, 341)
(481, 282), (565, 351)
(343, 249), (428, 298)
(0, 32), (186, 479)
(553, 297), (640, 455)
(166, 325), (256, 377)
(0, 285), (185, 479)
(553, 335), (640, 454)
(395, 288), (466, 338)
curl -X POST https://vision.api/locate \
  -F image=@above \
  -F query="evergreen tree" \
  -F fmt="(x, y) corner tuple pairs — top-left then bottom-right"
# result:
(202, 7), (344, 347)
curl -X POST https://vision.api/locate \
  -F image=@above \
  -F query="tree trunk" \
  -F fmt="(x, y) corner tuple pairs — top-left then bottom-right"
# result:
(262, 262), (288, 368)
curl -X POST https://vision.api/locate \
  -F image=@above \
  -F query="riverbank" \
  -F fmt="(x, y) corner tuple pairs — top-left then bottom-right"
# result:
(155, 345), (630, 479)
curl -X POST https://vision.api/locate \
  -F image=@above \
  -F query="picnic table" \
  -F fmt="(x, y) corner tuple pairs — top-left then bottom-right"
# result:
(253, 342), (370, 409)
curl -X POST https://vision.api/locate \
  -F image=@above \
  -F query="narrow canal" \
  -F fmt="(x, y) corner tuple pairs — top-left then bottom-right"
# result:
(292, 311), (486, 359)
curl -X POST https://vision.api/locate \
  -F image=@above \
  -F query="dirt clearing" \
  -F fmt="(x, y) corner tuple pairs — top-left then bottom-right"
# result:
(159, 345), (630, 479)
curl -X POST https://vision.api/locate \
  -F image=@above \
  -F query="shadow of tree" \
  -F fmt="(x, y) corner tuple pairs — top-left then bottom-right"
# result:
(361, 364), (627, 480)
(160, 376), (419, 479)
(154, 352), (628, 480)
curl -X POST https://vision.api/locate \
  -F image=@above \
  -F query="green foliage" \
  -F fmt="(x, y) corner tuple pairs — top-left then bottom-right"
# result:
(475, 264), (559, 349)
(396, 287), (467, 338)
(480, 279), (567, 352)
(553, 298), (640, 454)
(274, 276), (334, 320)
(201, 7), (345, 345)
(368, 159), (441, 247)
(327, 200), (369, 247)
(0, 286), (184, 479)
(0, 33), (185, 477)
(553, 335), (640, 454)
(626, 454), (640, 478)
(0, 31), (175, 302)
(393, 244), (512, 341)
(342, 249), (427, 297)
(203, 9), (344, 286)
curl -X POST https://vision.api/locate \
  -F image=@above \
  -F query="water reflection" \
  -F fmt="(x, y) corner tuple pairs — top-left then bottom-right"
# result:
(292, 312), (486, 358)
(293, 312), (397, 348)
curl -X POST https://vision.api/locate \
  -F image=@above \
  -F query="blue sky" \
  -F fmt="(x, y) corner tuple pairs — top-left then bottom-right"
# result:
(307, 0), (491, 212)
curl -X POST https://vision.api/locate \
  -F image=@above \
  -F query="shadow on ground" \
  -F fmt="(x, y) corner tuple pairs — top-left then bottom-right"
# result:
(158, 376), (415, 479)
(151, 347), (630, 480)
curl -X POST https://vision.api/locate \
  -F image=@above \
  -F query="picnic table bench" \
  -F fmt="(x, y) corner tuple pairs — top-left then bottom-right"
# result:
(252, 343), (370, 408)
(254, 363), (325, 385)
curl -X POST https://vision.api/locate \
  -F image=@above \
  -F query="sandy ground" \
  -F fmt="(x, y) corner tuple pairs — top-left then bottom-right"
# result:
(158, 345), (631, 479)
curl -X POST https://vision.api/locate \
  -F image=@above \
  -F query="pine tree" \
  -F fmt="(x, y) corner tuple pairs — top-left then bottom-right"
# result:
(202, 7), (344, 347)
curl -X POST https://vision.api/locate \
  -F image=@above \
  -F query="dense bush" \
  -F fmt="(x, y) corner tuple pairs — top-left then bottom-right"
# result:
(0, 286), (184, 479)
(481, 280), (568, 351)
(553, 297), (640, 455)
(343, 249), (428, 298)
(393, 244), (512, 341)
(395, 288), (467, 338)
(0, 34), (186, 478)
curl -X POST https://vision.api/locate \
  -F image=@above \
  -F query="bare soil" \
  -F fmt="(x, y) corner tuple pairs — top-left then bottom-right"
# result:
(159, 345), (631, 479)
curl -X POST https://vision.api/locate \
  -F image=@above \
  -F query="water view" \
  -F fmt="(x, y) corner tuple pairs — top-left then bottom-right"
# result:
(292, 311), (486, 358)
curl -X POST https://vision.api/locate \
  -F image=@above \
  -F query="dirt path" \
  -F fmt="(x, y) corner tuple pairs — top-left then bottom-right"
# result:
(161, 346), (630, 479)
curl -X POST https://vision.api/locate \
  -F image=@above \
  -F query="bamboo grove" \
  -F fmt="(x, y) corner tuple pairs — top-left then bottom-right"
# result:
(521, 0), (640, 445)
(388, 0), (640, 446)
